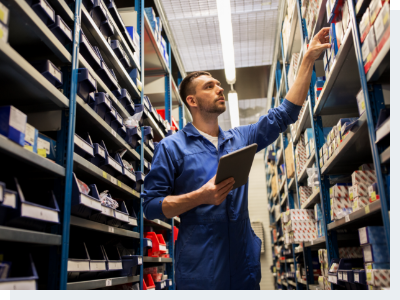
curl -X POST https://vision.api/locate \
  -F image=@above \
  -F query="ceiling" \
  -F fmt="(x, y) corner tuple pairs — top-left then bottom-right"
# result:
(160, 0), (280, 71)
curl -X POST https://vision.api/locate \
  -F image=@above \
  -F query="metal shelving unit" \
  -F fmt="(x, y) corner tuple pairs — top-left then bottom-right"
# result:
(0, 0), (187, 290)
(264, 0), (390, 291)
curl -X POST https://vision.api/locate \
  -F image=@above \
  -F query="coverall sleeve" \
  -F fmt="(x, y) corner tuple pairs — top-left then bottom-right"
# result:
(237, 99), (302, 151)
(142, 142), (175, 220)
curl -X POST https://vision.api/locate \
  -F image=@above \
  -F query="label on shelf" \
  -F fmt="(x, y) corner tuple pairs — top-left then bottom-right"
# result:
(343, 272), (348, 281)
(365, 205), (370, 214)
(138, 257), (142, 264)
(328, 275), (337, 284)
(338, 272), (342, 280)
(102, 171), (107, 179)
(108, 226), (114, 233)
(111, 129), (117, 137)
(81, 194), (101, 210)
(106, 279), (112, 286)
(159, 245), (166, 251)
(109, 158), (122, 173)
(159, 258), (162, 262)
(110, 176), (118, 185)
(354, 273), (359, 282)
(117, 180), (122, 187)
(345, 215), (350, 222)
(3, 192), (16, 208)
(37, 148), (47, 158)
(97, 147), (105, 158)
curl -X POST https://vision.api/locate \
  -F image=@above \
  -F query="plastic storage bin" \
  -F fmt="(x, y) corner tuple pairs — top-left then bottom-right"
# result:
(144, 232), (167, 257)
(5, 179), (60, 231)
(125, 127), (142, 148)
(90, 141), (123, 177)
(120, 205), (138, 229)
(67, 242), (91, 282)
(111, 110), (124, 132)
(143, 126), (154, 147)
(90, 92), (112, 120)
(77, 69), (97, 103)
(104, 105), (117, 127)
(79, 30), (102, 71)
(116, 162), (136, 189)
(115, 89), (135, 114)
(119, 255), (142, 276)
(31, 0), (55, 27)
(0, 185), (17, 226)
(79, 243), (106, 280)
(120, 51), (131, 69)
(90, 0), (108, 28)
(97, 60), (120, 91)
(107, 201), (129, 228)
(110, 40), (125, 59)
(337, 258), (366, 290)
(100, 17), (114, 38)
(143, 274), (155, 290)
(134, 171), (145, 192)
(102, 245), (123, 271)
(0, 253), (38, 290)
(49, 15), (72, 45)
(134, 104), (149, 121)
(70, 173), (102, 219)
(74, 133), (95, 159)
(29, 60), (63, 88)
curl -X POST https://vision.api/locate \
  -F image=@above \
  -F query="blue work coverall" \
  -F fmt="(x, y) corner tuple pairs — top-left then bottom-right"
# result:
(142, 99), (301, 290)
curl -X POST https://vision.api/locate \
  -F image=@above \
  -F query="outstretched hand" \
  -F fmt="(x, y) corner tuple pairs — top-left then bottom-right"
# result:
(306, 27), (331, 61)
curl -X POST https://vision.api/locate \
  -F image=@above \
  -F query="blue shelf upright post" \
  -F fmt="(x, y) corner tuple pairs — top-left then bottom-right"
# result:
(135, 0), (145, 290)
(59, 0), (82, 290)
(348, 0), (390, 253)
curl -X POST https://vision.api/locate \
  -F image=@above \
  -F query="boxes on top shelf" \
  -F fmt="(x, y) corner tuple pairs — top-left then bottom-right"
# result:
(359, 8), (371, 43)
(31, 0), (55, 27)
(369, 0), (385, 25)
(352, 170), (377, 186)
(330, 183), (350, 198)
(374, 1), (390, 49)
(362, 26), (377, 68)
(368, 182), (379, 202)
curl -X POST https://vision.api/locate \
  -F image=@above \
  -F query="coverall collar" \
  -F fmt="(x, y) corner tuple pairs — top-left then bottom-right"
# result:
(182, 122), (234, 143)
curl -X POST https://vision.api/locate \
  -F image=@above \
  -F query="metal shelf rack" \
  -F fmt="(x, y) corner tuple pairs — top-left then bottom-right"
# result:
(0, 0), (187, 290)
(264, 0), (390, 291)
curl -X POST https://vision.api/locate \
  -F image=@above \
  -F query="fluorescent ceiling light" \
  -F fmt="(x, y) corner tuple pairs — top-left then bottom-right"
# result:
(228, 91), (240, 128)
(216, 0), (236, 84)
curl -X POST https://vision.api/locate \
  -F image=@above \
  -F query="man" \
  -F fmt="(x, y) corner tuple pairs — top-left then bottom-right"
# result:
(142, 28), (330, 290)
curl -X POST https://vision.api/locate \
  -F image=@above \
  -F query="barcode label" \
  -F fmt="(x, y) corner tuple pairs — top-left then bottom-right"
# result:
(106, 279), (112, 286)
(345, 215), (350, 222)
(108, 226), (114, 233)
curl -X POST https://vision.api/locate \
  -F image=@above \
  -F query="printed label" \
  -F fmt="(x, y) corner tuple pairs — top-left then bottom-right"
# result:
(343, 272), (348, 281)
(109, 158), (122, 173)
(106, 279), (112, 286)
(9, 106), (27, 133)
(110, 176), (118, 185)
(97, 147), (105, 158)
(108, 226), (114, 233)
(42, 0), (55, 22)
(345, 215), (350, 222)
(37, 148), (47, 158)
(102, 171), (107, 179)
(365, 205), (370, 214)
(359, 228), (367, 244)
(111, 129), (117, 137)
(138, 257), (142, 264)
(117, 180), (121, 187)
(88, 72), (96, 89)
(3, 192), (16, 208)
(105, 97), (111, 108)
(354, 273), (359, 282)
(59, 18), (72, 41)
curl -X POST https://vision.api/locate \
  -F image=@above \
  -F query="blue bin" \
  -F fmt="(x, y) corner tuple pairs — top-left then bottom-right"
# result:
(29, 60), (63, 88)
(105, 105), (117, 127)
(77, 68), (97, 102)
(89, 191), (117, 225)
(90, 0), (108, 28)
(100, 17), (114, 38)
(0, 185), (17, 226)
(65, 0), (94, 12)
(118, 124), (127, 139)
(107, 200), (129, 228)
(353, 270), (367, 286)
(97, 60), (120, 92)
(337, 258), (366, 290)
(79, 243), (107, 280)
(90, 92), (112, 120)
(120, 90), (135, 115)
(74, 133), (95, 160)
(116, 163), (136, 189)
(110, 40), (125, 59)
(90, 141), (123, 177)
(70, 173), (102, 219)
(120, 205), (138, 230)
(119, 255), (142, 277)
(134, 104), (149, 121)
(0, 253), (38, 290)
(143, 95), (151, 111)
(5, 178), (60, 231)
(111, 111), (123, 132)
(155, 280), (166, 290)
(102, 245), (123, 271)
(120, 51), (131, 69)
(144, 159), (151, 175)
(49, 15), (72, 45)
(31, 0), (55, 27)
(79, 30), (102, 71)
(125, 127), (142, 148)
(67, 242), (91, 282)
(134, 171), (145, 192)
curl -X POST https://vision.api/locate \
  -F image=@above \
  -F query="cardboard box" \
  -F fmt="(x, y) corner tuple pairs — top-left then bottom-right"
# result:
(352, 170), (377, 186)
(362, 243), (389, 263)
(353, 183), (369, 198)
(353, 196), (370, 211)
(24, 123), (38, 153)
(330, 197), (351, 210)
(356, 89), (366, 116)
(362, 26), (377, 69)
(38, 133), (57, 161)
(285, 142), (295, 178)
(339, 247), (364, 258)
(286, 219), (316, 231)
(284, 209), (315, 222)
(366, 269), (390, 287)
(374, 1), (390, 47)
(0, 105), (27, 146)
(330, 184), (350, 198)
(359, 163), (374, 171)
(359, 8), (371, 43)
(314, 203), (323, 221)
(368, 182), (380, 202)
(369, 0), (384, 25)
(300, 186), (313, 204)
(358, 226), (386, 245)
(319, 157), (324, 168)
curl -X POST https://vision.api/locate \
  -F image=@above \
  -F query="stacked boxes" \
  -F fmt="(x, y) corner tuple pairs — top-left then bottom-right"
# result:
(295, 135), (306, 177)
(314, 76), (325, 102)
(329, 184), (351, 221)
(358, 226), (390, 288)
(352, 168), (377, 212)
(360, 0), (390, 74)
(299, 186), (313, 206)
(318, 249), (330, 290)
(304, 128), (314, 159)
(144, 7), (168, 66)
(282, 209), (316, 243)
(287, 53), (300, 90)
(318, 127), (332, 167)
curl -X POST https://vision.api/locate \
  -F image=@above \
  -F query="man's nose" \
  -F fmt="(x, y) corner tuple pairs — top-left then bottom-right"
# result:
(217, 85), (224, 94)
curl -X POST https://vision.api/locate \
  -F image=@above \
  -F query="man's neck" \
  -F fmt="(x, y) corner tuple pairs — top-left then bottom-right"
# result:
(192, 115), (219, 137)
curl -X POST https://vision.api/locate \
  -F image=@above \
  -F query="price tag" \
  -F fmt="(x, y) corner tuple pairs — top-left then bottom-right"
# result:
(102, 171), (107, 179)
(24, 145), (33, 152)
(110, 177), (117, 185)
(345, 215), (350, 222)
(354, 273), (359, 282)
(361, 101), (365, 111)
(366, 270), (372, 282)
(157, 220), (160, 224)
(111, 129), (117, 137)
(108, 226), (114, 233)
(38, 148), (47, 158)
(311, 240), (314, 245)
(365, 205), (370, 214)
(371, 192), (376, 202)
(117, 180), (122, 187)
(158, 258), (161, 262)
(106, 279), (112, 286)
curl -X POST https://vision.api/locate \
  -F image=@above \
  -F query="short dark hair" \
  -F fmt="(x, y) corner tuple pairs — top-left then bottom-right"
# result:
(179, 71), (212, 113)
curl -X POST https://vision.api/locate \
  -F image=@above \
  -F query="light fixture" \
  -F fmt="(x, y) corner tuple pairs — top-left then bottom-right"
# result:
(216, 0), (236, 84)
(228, 90), (240, 128)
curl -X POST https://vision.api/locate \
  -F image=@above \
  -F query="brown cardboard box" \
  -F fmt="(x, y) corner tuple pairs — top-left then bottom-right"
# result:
(271, 174), (278, 197)
(286, 142), (295, 178)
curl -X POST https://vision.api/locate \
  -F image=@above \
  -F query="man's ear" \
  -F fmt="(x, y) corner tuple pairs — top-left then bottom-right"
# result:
(186, 95), (197, 110)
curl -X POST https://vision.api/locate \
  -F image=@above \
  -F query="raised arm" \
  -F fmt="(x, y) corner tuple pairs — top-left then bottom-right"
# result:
(286, 27), (331, 106)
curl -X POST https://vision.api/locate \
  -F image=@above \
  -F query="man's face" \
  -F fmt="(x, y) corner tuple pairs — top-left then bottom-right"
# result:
(192, 75), (226, 115)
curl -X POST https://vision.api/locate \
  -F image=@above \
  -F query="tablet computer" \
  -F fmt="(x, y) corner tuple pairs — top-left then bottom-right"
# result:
(215, 143), (258, 190)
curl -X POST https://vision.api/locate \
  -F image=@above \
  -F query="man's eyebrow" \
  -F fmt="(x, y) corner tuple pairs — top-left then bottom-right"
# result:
(203, 80), (220, 87)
